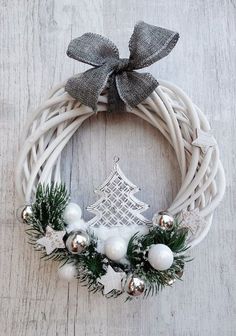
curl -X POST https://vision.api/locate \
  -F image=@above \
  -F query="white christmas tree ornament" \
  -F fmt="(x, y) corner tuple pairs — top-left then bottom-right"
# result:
(86, 159), (151, 243)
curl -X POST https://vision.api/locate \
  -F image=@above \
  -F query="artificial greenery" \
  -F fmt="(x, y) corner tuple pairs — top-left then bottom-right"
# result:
(30, 183), (69, 232)
(26, 183), (69, 260)
(126, 224), (190, 297)
(26, 183), (191, 299)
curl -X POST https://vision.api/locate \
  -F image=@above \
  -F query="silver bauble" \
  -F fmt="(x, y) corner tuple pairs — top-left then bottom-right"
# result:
(65, 230), (90, 254)
(124, 274), (145, 297)
(16, 205), (33, 223)
(167, 268), (184, 285)
(153, 211), (174, 230)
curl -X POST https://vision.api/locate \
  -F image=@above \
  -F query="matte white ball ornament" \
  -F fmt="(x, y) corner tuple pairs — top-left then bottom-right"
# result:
(58, 263), (77, 282)
(104, 236), (127, 261)
(148, 244), (174, 271)
(63, 202), (82, 225)
(66, 219), (86, 234)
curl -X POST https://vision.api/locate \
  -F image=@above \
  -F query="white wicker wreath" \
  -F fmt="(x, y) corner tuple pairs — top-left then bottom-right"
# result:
(15, 22), (226, 298)
(16, 80), (225, 249)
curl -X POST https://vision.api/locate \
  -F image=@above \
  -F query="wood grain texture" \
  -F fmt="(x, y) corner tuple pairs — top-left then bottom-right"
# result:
(0, 0), (235, 335)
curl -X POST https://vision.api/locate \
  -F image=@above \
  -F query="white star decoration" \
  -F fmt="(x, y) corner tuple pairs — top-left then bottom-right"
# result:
(37, 226), (66, 255)
(192, 128), (217, 154)
(180, 208), (206, 242)
(98, 265), (125, 294)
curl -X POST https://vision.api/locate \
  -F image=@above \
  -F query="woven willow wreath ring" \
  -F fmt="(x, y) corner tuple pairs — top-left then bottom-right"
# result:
(15, 22), (225, 299)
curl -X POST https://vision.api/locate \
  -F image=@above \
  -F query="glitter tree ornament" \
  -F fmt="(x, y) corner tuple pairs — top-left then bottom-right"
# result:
(86, 159), (151, 237)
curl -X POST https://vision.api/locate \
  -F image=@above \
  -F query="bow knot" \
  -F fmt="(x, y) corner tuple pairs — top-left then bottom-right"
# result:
(112, 58), (131, 73)
(65, 21), (179, 112)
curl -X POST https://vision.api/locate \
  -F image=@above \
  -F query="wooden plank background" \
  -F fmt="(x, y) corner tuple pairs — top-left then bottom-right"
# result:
(0, 0), (235, 335)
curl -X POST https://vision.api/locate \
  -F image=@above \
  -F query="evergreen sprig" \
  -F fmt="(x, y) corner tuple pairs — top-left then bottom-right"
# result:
(31, 183), (69, 231)
(69, 238), (125, 298)
(26, 183), (69, 261)
(126, 224), (190, 297)
(73, 239), (106, 293)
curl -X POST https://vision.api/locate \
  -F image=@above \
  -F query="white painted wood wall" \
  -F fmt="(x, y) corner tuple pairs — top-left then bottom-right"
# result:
(0, 1), (234, 335)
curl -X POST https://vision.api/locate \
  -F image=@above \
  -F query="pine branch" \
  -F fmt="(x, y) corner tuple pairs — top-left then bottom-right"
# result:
(30, 183), (69, 232)
(72, 239), (124, 298)
(126, 220), (190, 297)
(25, 183), (69, 262)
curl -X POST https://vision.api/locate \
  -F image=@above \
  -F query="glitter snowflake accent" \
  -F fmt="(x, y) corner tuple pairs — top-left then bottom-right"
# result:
(179, 208), (206, 243)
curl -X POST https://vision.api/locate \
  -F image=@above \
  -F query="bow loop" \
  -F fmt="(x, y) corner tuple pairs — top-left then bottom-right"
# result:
(65, 64), (113, 111)
(65, 21), (179, 112)
(67, 33), (119, 67)
(129, 21), (179, 69)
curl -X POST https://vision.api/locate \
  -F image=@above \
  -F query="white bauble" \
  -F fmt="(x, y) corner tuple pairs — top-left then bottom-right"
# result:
(148, 244), (173, 271)
(58, 263), (77, 282)
(104, 236), (127, 261)
(66, 219), (86, 233)
(63, 202), (82, 225)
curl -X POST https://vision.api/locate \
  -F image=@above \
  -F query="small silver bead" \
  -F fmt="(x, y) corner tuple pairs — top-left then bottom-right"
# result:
(167, 268), (184, 285)
(176, 268), (184, 279)
(16, 205), (33, 223)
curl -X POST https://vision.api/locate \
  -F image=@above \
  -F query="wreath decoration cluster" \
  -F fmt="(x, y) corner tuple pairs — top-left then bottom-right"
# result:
(15, 22), (225, 299)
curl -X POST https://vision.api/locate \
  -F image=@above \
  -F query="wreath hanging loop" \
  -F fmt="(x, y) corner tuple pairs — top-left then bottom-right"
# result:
(65, 21), (179, 112)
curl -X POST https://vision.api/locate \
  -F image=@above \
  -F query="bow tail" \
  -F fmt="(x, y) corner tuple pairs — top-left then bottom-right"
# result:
(65, 65), (112, 111)
(107, 74), (126, 113)
(116, 71), (158, 108)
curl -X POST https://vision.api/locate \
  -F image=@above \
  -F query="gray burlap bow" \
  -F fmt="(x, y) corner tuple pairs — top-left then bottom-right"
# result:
(65, 21), (179, 112)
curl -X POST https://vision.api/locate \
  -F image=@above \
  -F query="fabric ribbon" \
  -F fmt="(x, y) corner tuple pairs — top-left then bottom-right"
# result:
(65, 21), (179, 112)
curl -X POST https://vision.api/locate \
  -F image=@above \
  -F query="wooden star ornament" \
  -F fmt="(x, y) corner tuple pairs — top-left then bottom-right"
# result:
(192, 128), (217, 154)
(37, 226), (66, 255)
(98, 265), (125, 295)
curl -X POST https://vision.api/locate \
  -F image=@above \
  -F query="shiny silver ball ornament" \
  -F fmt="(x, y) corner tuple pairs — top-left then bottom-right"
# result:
(153, 211), (174, 230)
(65, 230), (90, 254)
(16, 205), (33, 223)
(124, 274), (145, 297)
(167, 268), (184, 285)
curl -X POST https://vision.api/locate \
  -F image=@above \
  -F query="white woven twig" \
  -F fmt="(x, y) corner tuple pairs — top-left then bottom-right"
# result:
(15, 80), (225, 248)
